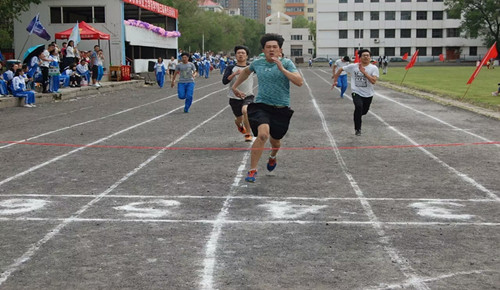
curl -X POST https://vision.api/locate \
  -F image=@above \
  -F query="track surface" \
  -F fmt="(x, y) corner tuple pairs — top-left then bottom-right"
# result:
(0, 68), (499, 289)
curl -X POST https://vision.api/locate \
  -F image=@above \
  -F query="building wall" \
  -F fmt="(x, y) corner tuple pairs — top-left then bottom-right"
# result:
(14, 0), (124, 66)
(316, 0), (487, 60)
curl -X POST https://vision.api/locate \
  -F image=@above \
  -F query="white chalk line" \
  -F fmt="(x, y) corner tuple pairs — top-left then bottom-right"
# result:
(302, 70), (430, 290)
(0, 104), (230, 286)
(0, 86), (227, 188)
(0, 82), (220, 151)
(0, 217), (499, 227)
(318, 68), (499, 147)
(311, 69), (499, 201)
(199, 152), (251, 290)
(366, 269), (499, 289)
(1, 194), (498, 203)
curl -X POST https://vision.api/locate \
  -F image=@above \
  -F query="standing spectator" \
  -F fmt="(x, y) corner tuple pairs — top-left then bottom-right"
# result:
(64, 40), (76, 69)
(49, 48), (61, 93)
(39, 43), (54, 93)
(382, 55), (389, 75)
(167, 56), (177, 81)
(308, 58), (312, 67)
(171, 52), (197, 113)
(333, 49), (379, 136)
(90, 45), (100, 87)
(154, 57), (166, 88)
(12, 68), (36, 107)
(96, 49), (105, 85)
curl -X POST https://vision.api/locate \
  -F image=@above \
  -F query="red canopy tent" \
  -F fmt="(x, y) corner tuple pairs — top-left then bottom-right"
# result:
(54, 21), (111, 67)
(54, 21), (110, 40)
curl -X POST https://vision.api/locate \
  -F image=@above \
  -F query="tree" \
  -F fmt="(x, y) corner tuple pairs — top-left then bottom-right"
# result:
(445, 0), (500, 55)
(292, 16), (309, 29)
(0, 0), (41, 49)
(308, 21), (316, 57)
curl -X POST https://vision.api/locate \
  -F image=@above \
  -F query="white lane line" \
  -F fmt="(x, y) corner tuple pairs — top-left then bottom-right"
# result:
(1, 194), (498, 203)
(0, 82), (220, 150)
(317, 68), (499, 147)
(0, 104), (230, 286)
(302, 70), (430, 290)
(310, 70), (499, 201)
(199, 150), (251, 290)
(366, 269), (499, 290)
(1, 217), (499, 226)
(0, 87), (227, 188)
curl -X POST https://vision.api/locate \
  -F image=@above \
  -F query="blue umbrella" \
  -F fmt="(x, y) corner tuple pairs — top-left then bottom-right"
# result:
(23, 44), (45, 64)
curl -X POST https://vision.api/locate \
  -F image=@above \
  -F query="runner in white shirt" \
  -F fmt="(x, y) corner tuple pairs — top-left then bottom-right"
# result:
(332, 56), (350, 98)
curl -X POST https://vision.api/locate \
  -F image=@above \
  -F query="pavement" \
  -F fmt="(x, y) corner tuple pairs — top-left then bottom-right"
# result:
(0, 68), (498, 289)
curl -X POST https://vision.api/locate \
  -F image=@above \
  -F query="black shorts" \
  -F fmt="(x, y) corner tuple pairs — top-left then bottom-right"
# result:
(169, 69), (175, 75)
(247, 102), (294, 140)
(91, 65), (98, 79)
(229, 95), (255, 117)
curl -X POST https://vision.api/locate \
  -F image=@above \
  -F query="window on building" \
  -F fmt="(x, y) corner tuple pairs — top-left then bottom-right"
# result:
(416, 47), (427, 55)
(401, 11), (411, 20)
(400, 29), (411, 38)
(431, 47), (442, 56)
(446, 28), (460, 37)
(370, 29), (379, 38)
(401, 0), (411, 2)
(291, 48), (303, 56)
(385, 11), (395, 20)
(432, 29), (443, 38)
(433, 0), (443, 2)
(308, 48), (314, 55)
(355, 29), (364, 38)
(370, 11), (379, 20)
(416, 11), (427, 20)
(94, 7), (105, 23)
(400, 47), (411, 56)
(432, 11), (443, 20)
(308, 35), (314, 41)
(50, 7), (62, 23)
(370, 47), (380, 56)
(371, 0), (379, 2)
(339, 30), (348, 39)
(355, 0), (363, 2)
(307, 8), (314, 12)
(286, 7), (304, 12)
(385, 29), (396, 38)
(339, 12), (348, 21)
(355, 12), (364, 21)
(308, 0), (314, 3)
(339, 47), (348, 56)
(385, 0), (395, 2)
(308, 16), (314, 21)
(339, 0), (347, 3)
(469, 46), (477, 56)
(291, 35), (303, 40)
(416, 29), (427, 38)
(417, 0), (427, 2)
(385, 47), (395, 56)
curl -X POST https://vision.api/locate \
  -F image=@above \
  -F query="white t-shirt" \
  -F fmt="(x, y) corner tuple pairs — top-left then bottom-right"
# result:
(334, 59), (349, 75)
(224, 64), (254, 99)
(66, 46), (75, 58)
(342, 63), (379, 97)
(40, 50), (51, 67)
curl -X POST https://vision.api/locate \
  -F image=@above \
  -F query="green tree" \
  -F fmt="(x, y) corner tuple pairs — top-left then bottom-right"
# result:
(292, 16), (309, 28)
(445, 0), (500, 55)
(0, 0), (41, 49)
(308, 21), (316, 57)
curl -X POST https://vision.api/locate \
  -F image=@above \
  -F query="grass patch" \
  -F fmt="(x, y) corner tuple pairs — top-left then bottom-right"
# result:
(378, 66), (500, 111)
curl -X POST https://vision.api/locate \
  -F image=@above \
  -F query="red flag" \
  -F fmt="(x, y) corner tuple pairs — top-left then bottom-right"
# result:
(439, 54), (444, 61)
(405, 50), (419, 70)
(402, 52), (408, 60)
(354, 50), (359, 63)
(466, 42), (498, 85)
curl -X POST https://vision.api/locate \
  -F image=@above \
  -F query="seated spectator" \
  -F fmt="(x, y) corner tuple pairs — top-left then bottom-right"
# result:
(3, 64), (17, 93)
(76, 59), (90, 84)
(492, 83), (500, 96)
(21, 64), (35, 90)
(12, 68), (36, 107)
(0, 77), (8, 96)
(67, 64), (82, 87)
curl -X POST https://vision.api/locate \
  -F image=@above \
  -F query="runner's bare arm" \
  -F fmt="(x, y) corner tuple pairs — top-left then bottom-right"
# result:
(231, 67), (251, 98)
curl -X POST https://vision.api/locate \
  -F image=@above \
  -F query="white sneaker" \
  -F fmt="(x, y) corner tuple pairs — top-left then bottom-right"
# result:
(30, 104), (36, 107)
(24, 104), (33, 108)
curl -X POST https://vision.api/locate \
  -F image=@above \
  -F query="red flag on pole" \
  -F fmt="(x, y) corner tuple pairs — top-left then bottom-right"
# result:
(354, 50), (360, 63)
(402, 52), (408, 60)
(466, 42), (498, 85)
(405, 50), (419, 70)
(439, 54), (444, 61)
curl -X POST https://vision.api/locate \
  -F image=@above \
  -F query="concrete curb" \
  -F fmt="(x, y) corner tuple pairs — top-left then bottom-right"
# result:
(0, 80), (145, 109)
(377, 81), (500, 121)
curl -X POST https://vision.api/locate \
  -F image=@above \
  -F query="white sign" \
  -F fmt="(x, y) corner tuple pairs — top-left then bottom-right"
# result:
(114, 200), (180, 218)
(409, 201), (474, 220)
(259, 201), (327, 219)
(0, 199), (49, 215)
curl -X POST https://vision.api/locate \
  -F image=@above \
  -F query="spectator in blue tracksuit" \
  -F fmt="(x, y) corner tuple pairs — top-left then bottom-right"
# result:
(96, 49), (104, 85)
(154, 57), (166, 88)
(76, 59), (91, 84)
(203, 57), (210, 78)
(219, 57), (226, 74)
(12, 69), (36, 107)
(0, 76), (7, 96)
(333, 56), (350, 98)
(49, 49), (61, 93)
(197, 58), (204, 78)
(171, 52), (197, 113)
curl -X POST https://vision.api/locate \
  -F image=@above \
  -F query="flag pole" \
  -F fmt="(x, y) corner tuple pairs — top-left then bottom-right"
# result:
(400, 69), (409, 85)
(17, 34), (32, 60)
(461, 84), (472, 100)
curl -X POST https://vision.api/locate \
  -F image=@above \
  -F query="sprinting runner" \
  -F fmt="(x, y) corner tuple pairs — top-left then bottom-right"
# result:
(332, 56), (350, 98)
(171, 52), (197, 113)
(333, 49), (379, 136)
(232, 33), (303, 182)
(222, 45), (254, 142)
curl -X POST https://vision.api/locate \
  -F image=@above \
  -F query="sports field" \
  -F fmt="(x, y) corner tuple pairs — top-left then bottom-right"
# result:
(0, 68), (499, 289)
